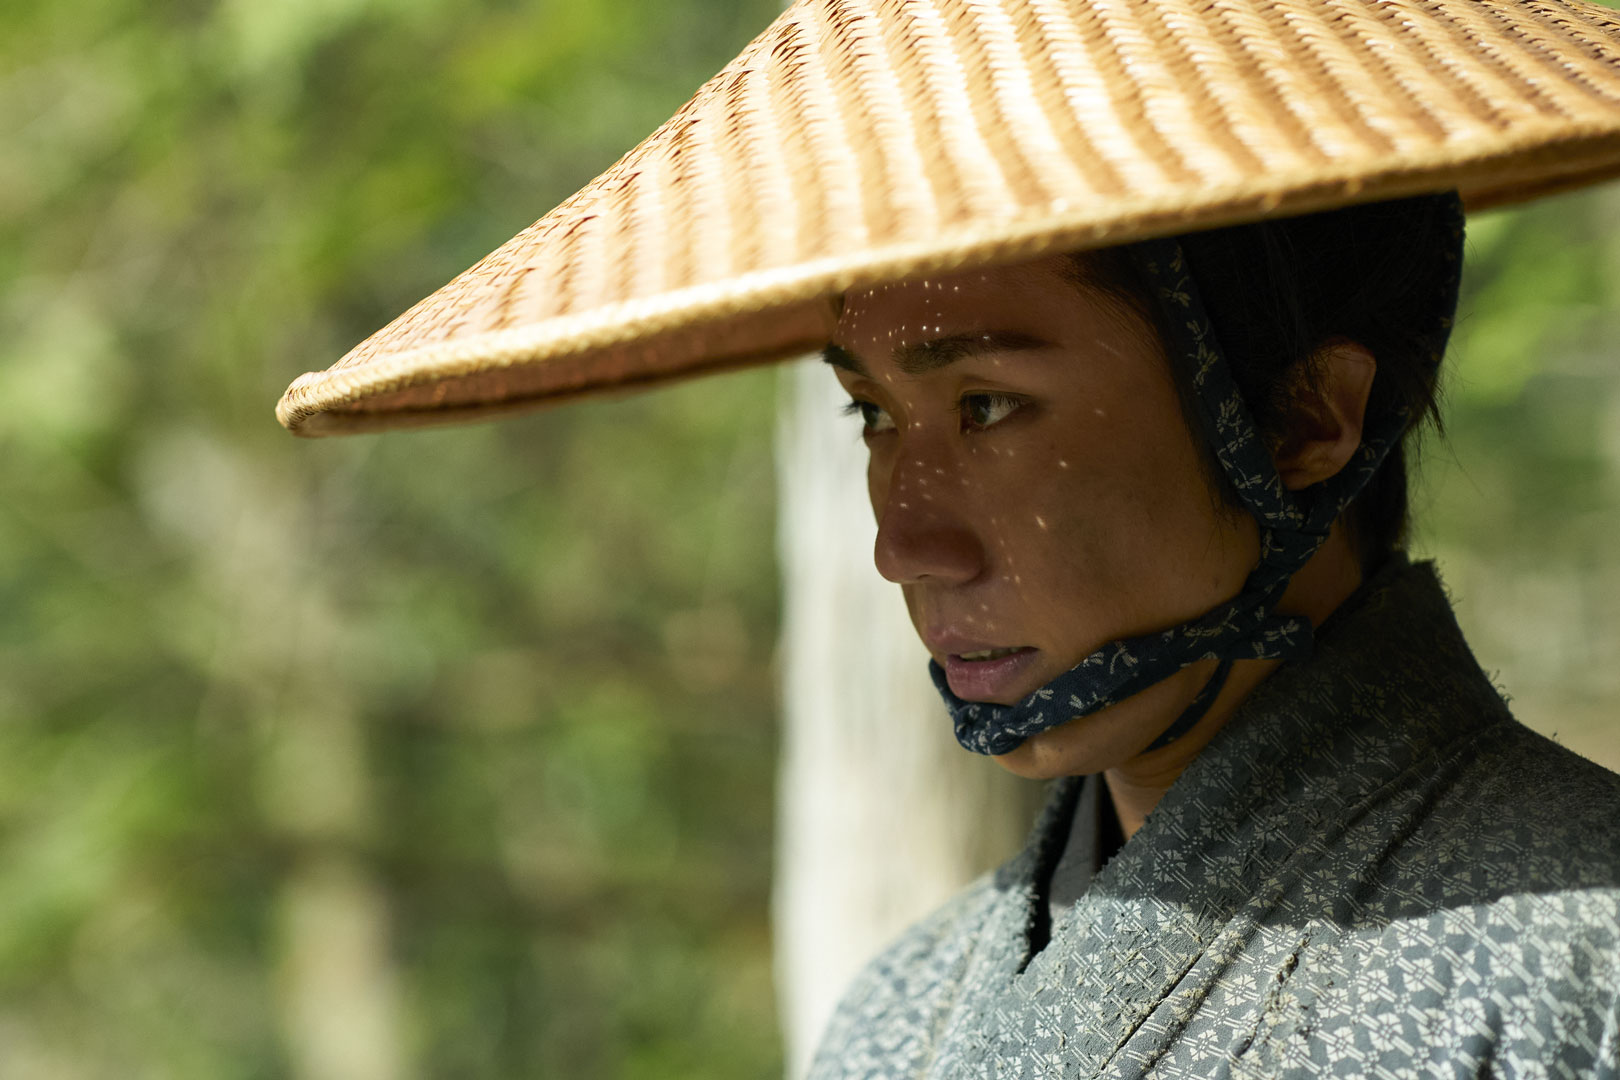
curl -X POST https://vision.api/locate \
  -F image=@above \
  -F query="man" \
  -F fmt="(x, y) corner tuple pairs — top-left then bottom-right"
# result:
(280, 0), (1620, 1071)
(805, 199), (1620, 1077)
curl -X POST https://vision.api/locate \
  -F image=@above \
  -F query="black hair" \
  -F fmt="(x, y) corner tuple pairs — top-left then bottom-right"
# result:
(1071, 193), (1459, 568)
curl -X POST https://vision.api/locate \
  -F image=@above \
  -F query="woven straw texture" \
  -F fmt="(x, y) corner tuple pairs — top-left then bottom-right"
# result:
(279, 0), (1620, 435)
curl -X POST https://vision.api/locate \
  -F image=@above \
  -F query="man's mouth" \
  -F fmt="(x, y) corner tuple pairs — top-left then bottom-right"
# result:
(954, 646), (1032, 662)
(942, 646), (1040, 702)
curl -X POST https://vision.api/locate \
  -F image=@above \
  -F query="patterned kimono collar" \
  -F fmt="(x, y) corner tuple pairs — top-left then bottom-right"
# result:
(932, 198), (1465, 756)
(1017, 553), (1496, 900)
(1006, 553), (1511, 971)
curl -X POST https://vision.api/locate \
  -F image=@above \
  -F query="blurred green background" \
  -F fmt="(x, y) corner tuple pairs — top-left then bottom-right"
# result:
(2, 0), (1617, 1077)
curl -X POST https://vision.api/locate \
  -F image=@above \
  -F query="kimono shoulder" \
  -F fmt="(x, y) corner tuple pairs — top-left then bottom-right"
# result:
(806, 561), (1620, 1079)
(1401, 715), (1620, 901)
(807, 868), (1011, 1075)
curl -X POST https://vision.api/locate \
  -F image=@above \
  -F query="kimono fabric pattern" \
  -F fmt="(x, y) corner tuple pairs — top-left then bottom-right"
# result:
(807, 557), (1620, 1078)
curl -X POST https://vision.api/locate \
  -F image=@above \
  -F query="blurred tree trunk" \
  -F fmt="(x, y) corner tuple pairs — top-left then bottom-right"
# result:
(266, 705), (407, 1080)
(239, 491), (408, 1080)
(773, 359), (1045, 1078)
(275, 846), (407, 1080)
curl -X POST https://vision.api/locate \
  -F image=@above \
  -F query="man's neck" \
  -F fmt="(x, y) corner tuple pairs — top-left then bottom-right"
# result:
(1104, 520), (1371, 839)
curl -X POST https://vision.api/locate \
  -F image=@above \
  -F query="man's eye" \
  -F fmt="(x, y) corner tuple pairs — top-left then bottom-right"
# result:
(961, 392), (1022, 431)
(840, 398), (896, 435)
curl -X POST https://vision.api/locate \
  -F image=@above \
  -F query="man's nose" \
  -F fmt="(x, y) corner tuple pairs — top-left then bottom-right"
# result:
(871, 457), (984, 586)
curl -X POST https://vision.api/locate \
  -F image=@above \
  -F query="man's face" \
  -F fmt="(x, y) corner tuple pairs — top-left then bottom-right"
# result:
(827, 254), (1260, 776)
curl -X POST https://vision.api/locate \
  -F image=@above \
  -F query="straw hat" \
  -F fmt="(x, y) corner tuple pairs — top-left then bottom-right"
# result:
(277, 0), (1620, 436)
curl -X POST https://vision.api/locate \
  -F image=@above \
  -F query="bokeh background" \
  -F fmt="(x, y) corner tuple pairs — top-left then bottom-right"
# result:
(3, 1), (1618, 1077)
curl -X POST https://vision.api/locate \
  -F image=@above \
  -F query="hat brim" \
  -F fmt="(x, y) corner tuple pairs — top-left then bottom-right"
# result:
(279, 0), (1620, 436)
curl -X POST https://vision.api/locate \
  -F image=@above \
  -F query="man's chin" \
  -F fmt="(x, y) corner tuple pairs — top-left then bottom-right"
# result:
(992, 730), (1079, 780)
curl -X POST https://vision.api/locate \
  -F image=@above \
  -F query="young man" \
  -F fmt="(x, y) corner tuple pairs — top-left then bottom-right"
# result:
(280, 0), (1620, 1071)
(806, 199), (1620, 1077)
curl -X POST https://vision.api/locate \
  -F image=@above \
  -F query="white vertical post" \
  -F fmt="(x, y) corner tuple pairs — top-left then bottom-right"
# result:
(772, 357), (1041, 1078)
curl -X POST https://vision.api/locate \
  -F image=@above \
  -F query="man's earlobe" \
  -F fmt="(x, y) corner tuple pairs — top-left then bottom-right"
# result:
(1274, 342), (1377, 491)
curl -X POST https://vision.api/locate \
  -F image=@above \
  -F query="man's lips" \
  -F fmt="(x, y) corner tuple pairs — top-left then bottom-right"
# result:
(929, 637), (1042, 702)
(924, 630), (1030, 658)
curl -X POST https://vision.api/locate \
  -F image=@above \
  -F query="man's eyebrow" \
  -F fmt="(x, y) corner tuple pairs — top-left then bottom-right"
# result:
(821, 342), (867, 376)
(820, 331), (1055, 378)
(893, 331), (1055, 375)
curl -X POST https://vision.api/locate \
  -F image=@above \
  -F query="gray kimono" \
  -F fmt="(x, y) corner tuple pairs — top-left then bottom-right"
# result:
(807, 560), (1620, 1078)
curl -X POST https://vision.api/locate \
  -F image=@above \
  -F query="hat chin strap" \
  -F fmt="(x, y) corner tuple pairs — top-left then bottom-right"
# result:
(932, 208), (1462, 758)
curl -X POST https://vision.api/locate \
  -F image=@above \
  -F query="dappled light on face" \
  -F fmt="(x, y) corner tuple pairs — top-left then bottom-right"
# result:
(839, 252), (1267, 712)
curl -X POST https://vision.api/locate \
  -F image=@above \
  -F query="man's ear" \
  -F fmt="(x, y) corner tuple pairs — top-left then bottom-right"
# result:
(1273, 341), (1376, 491)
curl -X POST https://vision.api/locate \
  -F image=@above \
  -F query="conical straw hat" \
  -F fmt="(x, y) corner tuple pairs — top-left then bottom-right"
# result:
(278, 0), (1620, 436)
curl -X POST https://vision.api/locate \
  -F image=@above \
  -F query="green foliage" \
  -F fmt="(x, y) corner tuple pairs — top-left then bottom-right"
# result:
(1414, 185), (1620, 768)
(1, 0), (782, 1076)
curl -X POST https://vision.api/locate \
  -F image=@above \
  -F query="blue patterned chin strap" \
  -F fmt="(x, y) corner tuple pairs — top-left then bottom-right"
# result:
(933, 199), (1464, 757)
